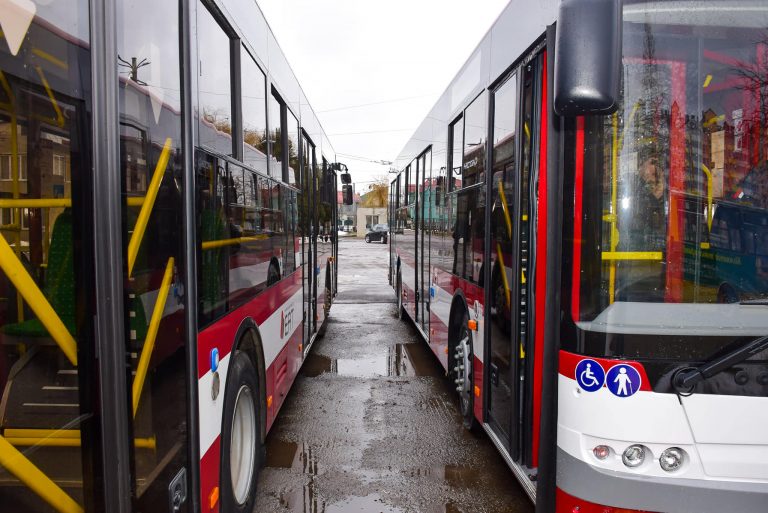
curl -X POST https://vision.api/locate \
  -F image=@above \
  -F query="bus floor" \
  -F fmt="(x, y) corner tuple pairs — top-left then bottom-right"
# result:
(254, 237), (533, 513)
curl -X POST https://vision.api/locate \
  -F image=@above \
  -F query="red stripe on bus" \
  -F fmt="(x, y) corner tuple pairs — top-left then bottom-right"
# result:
(556, 487), (655, 513)
(558, 350), (651, 392)
(200, 437), (221, 513)
(531, 51), (548, 469)
(571, 117), (585, 322)
(197, 271), (302, 378)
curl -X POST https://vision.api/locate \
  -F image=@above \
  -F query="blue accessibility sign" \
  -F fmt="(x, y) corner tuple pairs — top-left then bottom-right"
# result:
(575, 359), (605, 392)
(605, 364), (642, 398)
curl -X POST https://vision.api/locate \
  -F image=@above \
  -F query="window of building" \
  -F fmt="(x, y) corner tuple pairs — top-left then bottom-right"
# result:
(53, 154), (67, 177)
(0, 154), (27, 181)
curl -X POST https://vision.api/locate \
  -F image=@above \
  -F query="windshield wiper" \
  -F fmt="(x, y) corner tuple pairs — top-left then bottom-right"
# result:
(739, 299), (768, 305)
(673, 335), (768, 394)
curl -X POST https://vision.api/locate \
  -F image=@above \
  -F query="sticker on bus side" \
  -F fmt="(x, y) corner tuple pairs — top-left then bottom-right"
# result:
(575, 358), (605, 392)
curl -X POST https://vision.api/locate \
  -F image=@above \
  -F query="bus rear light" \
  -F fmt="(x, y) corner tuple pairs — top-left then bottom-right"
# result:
(592, 445), (611, 460)
(659, 447), (685, 472)
(622, 445), (647, 468)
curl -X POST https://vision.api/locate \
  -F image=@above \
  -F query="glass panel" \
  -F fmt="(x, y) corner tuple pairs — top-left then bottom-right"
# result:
(268, 91), (284, 180)
(197, 3), (233, 156)
(197, 154), (228, 326)
(0, 1), (96, 511)
(450, 117), (463, 189)
(287, 112), (299, 185)
(241, 47), (268, 174)
(283, 189), (297, 274)
(575, 1), (768, 360)
(463, 92), (487, 187)
(229, 166), (267, 306)
(118, 0), (189, 506)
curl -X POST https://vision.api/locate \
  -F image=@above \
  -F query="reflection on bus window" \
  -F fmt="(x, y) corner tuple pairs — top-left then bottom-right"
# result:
(198, 3), (233, 157)
(576, 4), (768, 338)
(0, 1), (94, 510)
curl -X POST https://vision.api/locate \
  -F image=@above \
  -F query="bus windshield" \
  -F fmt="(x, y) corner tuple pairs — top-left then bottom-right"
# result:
(575, 0), (768, 339)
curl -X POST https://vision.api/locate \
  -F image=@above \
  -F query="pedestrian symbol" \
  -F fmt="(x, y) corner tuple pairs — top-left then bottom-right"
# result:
(605, 364), (642, 398)
(575, 359), (605, 392)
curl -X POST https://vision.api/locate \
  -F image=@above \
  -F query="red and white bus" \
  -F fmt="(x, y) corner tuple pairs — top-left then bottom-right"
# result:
(0, 1), (345, 512)
(390, 1), (768, 511)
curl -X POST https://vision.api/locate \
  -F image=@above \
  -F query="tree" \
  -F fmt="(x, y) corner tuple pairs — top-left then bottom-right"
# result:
(360, 179), (388, 208)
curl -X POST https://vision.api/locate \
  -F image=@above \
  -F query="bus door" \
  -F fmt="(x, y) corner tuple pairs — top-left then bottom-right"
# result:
(486, 53), (541, 465)
(300, 133), (316, 342)
(419, 150), (432, 333)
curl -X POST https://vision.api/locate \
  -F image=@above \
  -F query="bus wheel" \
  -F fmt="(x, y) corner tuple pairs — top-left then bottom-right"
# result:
(267, 261), (280, 287)
(453, 311), (477, 431)
(365, 234), (371, 243)
(221, 350), (262, 513)
(396, 271), (405, 320)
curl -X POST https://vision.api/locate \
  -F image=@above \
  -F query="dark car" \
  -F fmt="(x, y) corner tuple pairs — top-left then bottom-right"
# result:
(365, 223), (388, 243)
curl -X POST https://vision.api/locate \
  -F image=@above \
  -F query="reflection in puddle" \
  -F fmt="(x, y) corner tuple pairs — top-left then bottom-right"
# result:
(301, 343), (438, 379)
(266, 439), (319, 475)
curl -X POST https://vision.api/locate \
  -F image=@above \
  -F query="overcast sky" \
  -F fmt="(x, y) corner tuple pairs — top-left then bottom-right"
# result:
(257, 0), (510, 191)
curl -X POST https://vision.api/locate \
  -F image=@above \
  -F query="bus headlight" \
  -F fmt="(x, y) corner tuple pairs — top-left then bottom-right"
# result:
(659, 447), (686, 472)
(622, 444), (646, 468)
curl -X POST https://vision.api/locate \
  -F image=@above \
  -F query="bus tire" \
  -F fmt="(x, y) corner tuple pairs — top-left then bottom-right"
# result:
(453, 309), (478, 432)
(220, 350), (263, 513)
(365, 234), (371, 243)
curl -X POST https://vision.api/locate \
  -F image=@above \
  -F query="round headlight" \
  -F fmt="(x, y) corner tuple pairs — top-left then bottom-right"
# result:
(593, 445), (611, 460)
(622, 444), (646, 468)
(660, 447), (686, 472)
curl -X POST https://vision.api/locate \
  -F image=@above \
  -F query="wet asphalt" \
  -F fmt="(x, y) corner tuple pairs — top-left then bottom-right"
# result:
(254, 237), (534, 513)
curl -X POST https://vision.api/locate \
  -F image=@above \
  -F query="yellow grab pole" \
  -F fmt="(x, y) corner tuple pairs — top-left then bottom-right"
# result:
(0, 435), (83, 513)
(127, 138), (172, 277)
(602, 251), (663, 261)
(35, 66), (65, 128)
(0, 198), (72, 208)
(609, 113), (619, 304)
(201, 234), (268, 251)
(132, 257), (174, 416)
(497, 180), (513, 239)
(496, 242), (511, 307)
(0, 234), (77, 365)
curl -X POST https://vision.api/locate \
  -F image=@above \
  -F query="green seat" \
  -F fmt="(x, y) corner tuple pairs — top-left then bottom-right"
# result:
(3, 209), (75, 338)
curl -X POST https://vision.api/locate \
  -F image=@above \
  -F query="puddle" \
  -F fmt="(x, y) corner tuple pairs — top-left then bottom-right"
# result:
(265, 439), (319, 475)
(301, 343), (439, 379)
(280, 488), (405, 513)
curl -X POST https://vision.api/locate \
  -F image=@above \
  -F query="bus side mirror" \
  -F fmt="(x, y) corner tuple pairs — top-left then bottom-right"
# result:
(340, 172), (352, 184)
(435, 176), (445, 206)
(554, 0), (622, 116)
(342, 184), (353, 205)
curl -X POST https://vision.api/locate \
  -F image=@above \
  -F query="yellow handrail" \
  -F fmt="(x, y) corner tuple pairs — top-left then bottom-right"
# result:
(0, 435), (83, 513)
(132, 257), (174, 416)
(3, 429), (156, 449)
(35, 65), (64, 128)
(201, 234), (267, 250)
(0, 197), (145, 208)
(127, 138), (172, 277)
(0, 233), (77, 366)
(602, 251), (663, 261)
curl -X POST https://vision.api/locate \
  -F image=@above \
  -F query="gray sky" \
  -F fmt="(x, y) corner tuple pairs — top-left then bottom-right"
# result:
(257, 0), (510, 191)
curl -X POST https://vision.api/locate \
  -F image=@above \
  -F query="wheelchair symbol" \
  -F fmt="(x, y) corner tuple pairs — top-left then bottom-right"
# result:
(575, 359), (605, 392)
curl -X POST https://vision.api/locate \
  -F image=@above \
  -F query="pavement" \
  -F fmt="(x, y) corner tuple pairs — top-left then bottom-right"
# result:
(254, 238), (534, 513)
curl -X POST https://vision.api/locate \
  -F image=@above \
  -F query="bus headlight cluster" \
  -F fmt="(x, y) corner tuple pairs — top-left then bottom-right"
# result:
(659, 447), (686, 472)
(621, 444), (647, 468)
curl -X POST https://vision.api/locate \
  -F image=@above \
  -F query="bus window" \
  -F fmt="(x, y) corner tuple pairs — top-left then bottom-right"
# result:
(287, 111), (299, 185)
(269, 90), (286, 180)
(572, 4), (768, 354)
(197, 3), (234, 157)
(241, 46), (268, 174)
(463, 92), (487, 188)
(449, 116), (463, 190)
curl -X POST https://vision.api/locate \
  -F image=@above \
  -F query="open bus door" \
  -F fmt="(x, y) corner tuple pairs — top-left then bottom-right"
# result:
(485, 50), (545, 470)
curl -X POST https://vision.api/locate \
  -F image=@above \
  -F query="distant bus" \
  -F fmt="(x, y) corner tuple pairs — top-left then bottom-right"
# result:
(0, 2), (345, 513)
(389, 1), (768, 512)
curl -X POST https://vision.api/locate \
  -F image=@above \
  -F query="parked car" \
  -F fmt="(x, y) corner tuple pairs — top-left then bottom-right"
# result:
(365, 223), (388, 243)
